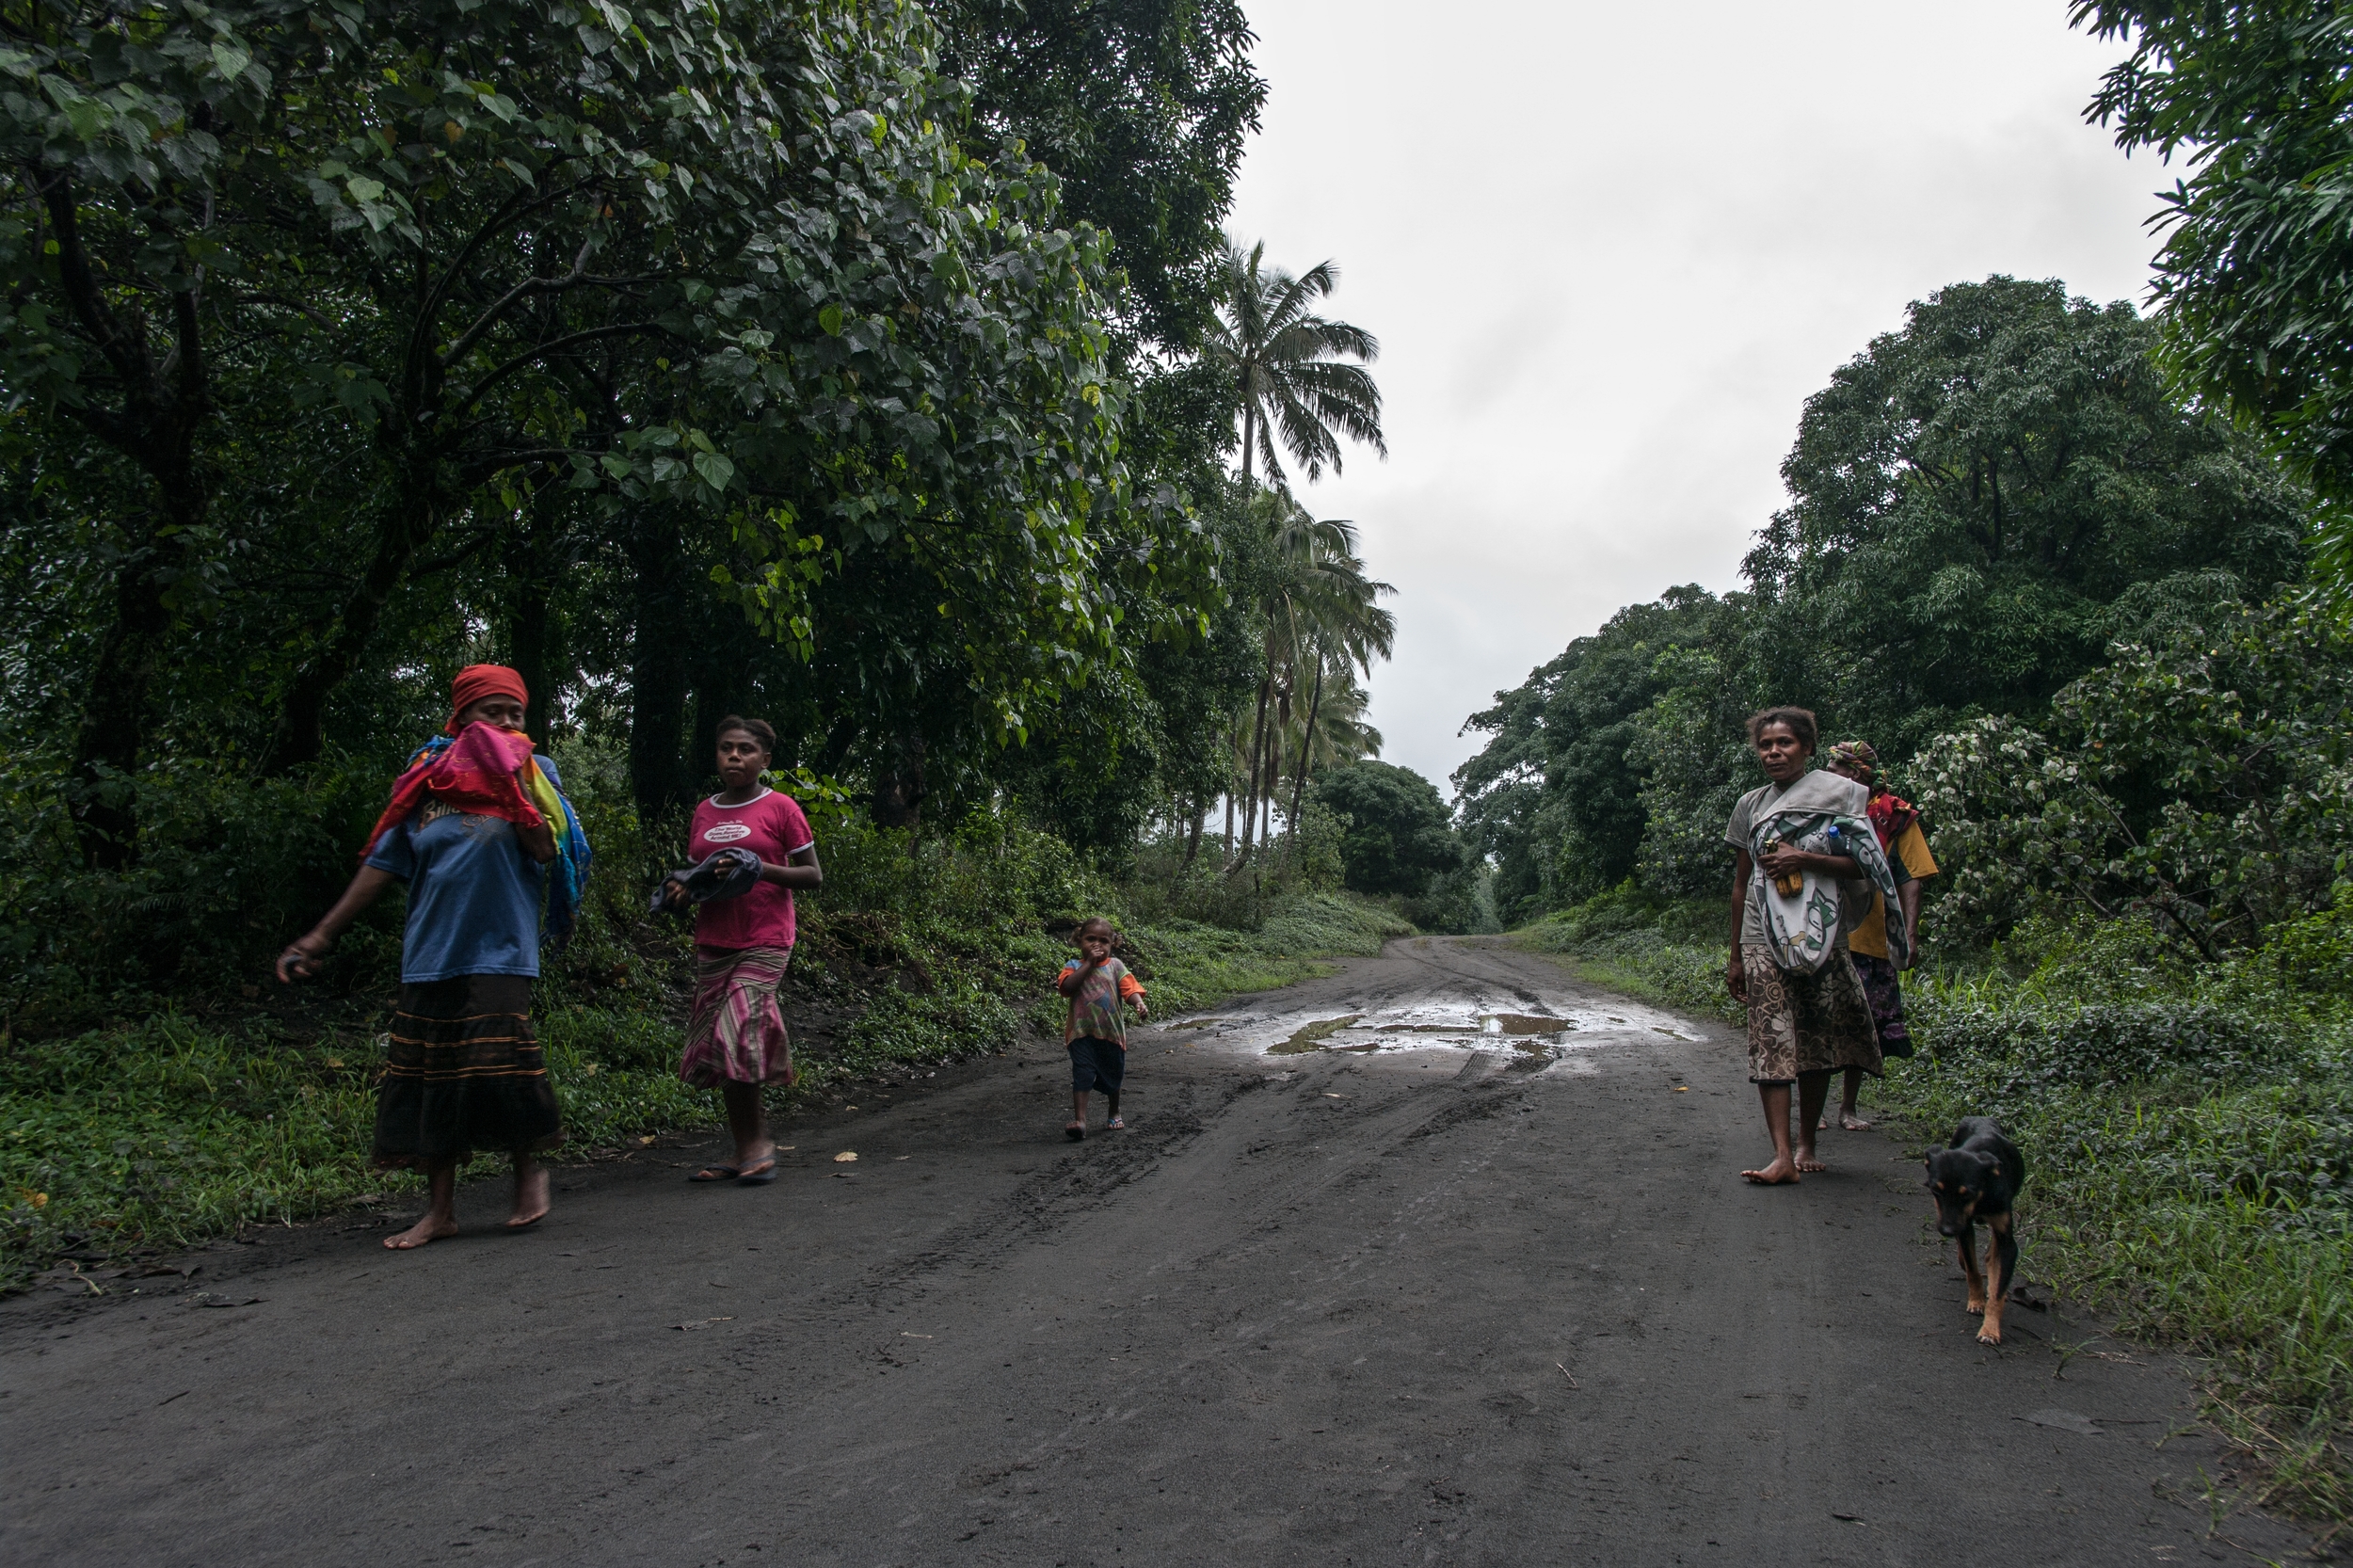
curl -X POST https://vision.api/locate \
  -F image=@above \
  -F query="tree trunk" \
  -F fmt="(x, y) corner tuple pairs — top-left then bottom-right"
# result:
(1241, 400), (1255, 483)
(263, 460), (447, 774)
(38, 174), (214, 865)
(871, 732), (926, 829)
(508, 570), (557, 743)
(1238, 678), (1272, 858)
(1283, 654), (1325, 865)
(1180, 795), (1204, 873)
(688, 616), (753, 795)
(626, 511), (696, 823)
(505, 488), (566, 742)
(69, 513), (181, 869)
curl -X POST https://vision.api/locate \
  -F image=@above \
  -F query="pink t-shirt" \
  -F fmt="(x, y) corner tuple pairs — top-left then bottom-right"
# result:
(687, 789), (815, 951)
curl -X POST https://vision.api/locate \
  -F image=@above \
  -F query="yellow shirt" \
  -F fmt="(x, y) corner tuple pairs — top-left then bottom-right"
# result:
(1849, 822), (1937, 959)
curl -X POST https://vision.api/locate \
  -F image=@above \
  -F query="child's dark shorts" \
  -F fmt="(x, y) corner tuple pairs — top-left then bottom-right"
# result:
(1067, 1035), (1126, 1095)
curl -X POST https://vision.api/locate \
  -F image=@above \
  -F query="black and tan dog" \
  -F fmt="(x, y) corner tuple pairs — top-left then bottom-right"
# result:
(1923, 1116), (2026, 1344)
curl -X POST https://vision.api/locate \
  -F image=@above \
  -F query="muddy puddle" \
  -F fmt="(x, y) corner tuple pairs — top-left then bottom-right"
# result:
(1159, 998), (1701, 1065)
(1269, 1016), (1363, 1054)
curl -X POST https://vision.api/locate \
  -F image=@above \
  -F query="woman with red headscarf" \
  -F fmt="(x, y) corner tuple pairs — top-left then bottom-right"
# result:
(277, 665), (589, 1249)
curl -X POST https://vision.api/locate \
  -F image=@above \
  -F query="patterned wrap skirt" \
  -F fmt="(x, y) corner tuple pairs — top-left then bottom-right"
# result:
(1849, 952), (1914, 1059)
(1739, 946), (1882, 1084)
(374, 973), (563, 1168)
(680, 945), (795, 1088)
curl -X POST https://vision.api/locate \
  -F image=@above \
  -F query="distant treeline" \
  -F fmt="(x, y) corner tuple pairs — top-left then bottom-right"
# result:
(1456, 277), (2341, 948)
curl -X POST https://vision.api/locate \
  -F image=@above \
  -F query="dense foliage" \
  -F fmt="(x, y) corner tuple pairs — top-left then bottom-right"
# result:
(1488, 263), (2351, 1514)
(1311, 760), (1462, 897)
(0, 0), (1435, 1028)
(1457, 278), (2309, 925)
(2074, 1), (2353, 568)
(1916, 597), (2353, 952)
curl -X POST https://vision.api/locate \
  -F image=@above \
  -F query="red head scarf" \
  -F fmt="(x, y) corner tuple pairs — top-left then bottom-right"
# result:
(446, 664), (529, 734)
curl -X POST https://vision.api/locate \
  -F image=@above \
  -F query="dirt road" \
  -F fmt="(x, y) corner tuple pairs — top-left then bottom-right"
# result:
(0, 937), (2318, 1565)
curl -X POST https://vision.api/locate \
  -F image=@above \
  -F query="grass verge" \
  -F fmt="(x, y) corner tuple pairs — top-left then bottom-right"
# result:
(1, 862), (1409, 1289)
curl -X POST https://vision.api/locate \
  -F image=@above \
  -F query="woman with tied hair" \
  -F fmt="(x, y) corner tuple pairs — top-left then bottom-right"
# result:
(661, 716), (821, 1187)
(1818, 739), (1938, 1131)
(278, 664), (591, 1248)
(1722, 706), (1903, 1185)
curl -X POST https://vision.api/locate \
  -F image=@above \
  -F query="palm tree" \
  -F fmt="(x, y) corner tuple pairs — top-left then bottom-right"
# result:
(1207, 239), (1387, 488)
(1227, 491), (1395, 862)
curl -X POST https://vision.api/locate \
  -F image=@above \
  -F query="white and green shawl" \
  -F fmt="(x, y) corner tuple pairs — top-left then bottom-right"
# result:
(1745, 770), (1907, 974)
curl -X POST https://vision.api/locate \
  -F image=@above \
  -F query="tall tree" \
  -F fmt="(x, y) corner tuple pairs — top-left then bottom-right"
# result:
(1226, 488), (1392, 858)
(932, 0), (1264, 363)
(2074, 2), (2353, 564)
(1454, 586), (1726, 920)
(1456, 277), (2312, 918)
(1747, 275), (2307, 751)
(1310, 760), (1463, 900)
(0, 0), (295, 862)
(1205, 240), (1385, 487)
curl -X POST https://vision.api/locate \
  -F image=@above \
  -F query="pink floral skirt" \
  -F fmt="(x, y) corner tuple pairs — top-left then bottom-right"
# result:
(680, 945), (795, 1088)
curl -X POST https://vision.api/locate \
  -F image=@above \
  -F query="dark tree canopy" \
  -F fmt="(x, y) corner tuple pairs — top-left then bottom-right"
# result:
(1312, 760), (1463, 900)
(2074, 2), (2353, 537)
(1745, 276), (2306, 756)
(0, 0), (1180, 853)
(934, 0), (1265, 361)
(1455, 277), (2313, 917)
(1453, 588), (1721, 922)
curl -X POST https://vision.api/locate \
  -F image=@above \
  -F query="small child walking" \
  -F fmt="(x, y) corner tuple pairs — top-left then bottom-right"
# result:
(1055, 917), (1146, 1141)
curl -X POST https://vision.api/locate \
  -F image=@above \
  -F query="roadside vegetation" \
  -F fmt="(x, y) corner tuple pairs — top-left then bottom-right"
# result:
(1458, 247), (2353, 1522)
(1527, 893), (2353, 1522)
(0, 776), (1410, 1288)
(0, 4), (1461, 1293)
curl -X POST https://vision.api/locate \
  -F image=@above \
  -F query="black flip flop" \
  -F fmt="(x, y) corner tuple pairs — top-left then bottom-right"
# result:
(736, 1160), (777, 1185)
(687, 1165), (740, 1183)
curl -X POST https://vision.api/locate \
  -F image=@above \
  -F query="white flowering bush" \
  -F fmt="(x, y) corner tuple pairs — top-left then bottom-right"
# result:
(1912, 597), (2353, 952)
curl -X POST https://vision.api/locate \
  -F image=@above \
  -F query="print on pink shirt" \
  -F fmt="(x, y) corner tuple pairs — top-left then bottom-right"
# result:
(687, 788), (814, 952)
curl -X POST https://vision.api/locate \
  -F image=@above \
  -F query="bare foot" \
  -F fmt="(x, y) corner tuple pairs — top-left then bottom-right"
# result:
(1795, 1144), (1827, 1174)
(506, 1164), (550, 1229)
(1741, 1158), (1801, 1185)
(1839, 1109), (1872, 1130)
(385, 1213), (458, 1250)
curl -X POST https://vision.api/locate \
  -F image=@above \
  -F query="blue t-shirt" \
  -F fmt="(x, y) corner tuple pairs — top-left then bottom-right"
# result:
(364, 752), (562, 984)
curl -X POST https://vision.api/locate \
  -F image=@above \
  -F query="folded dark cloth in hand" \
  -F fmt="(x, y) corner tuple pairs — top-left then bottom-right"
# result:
(650, 847), (762, 915)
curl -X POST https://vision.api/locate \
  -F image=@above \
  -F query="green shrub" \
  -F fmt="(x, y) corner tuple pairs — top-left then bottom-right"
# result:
(1518, 888), (1740, 1024)
(1914, 998), (2302, 1096)
(0, 779), (1414, 1288)
(1519, 890), (2353, 1517)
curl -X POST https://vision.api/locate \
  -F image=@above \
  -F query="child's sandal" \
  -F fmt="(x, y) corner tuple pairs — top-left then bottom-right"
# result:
(1064, 1121), (1085, 1142)
(1106, 1115), (1125, 1130)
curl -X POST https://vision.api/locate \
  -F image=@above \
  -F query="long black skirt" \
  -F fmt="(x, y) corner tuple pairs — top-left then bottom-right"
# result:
(374, 974), (564, 1168)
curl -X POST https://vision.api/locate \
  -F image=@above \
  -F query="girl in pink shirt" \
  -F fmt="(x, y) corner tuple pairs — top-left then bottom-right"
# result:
(662, 717), (820, 1186)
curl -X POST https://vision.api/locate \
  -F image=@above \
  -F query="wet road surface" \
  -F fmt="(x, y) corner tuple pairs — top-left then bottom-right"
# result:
(0, 936), (2319, 1565)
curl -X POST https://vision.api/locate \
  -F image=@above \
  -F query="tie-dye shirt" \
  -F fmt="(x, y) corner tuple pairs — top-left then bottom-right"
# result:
(1058, 957), (1145, 1046)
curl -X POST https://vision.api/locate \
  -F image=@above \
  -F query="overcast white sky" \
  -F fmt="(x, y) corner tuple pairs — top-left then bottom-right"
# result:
(1222, 0), (2171, 794)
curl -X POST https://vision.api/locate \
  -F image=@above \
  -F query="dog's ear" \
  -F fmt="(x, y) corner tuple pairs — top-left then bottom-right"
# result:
(1922, 1144), (1945, 1167)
